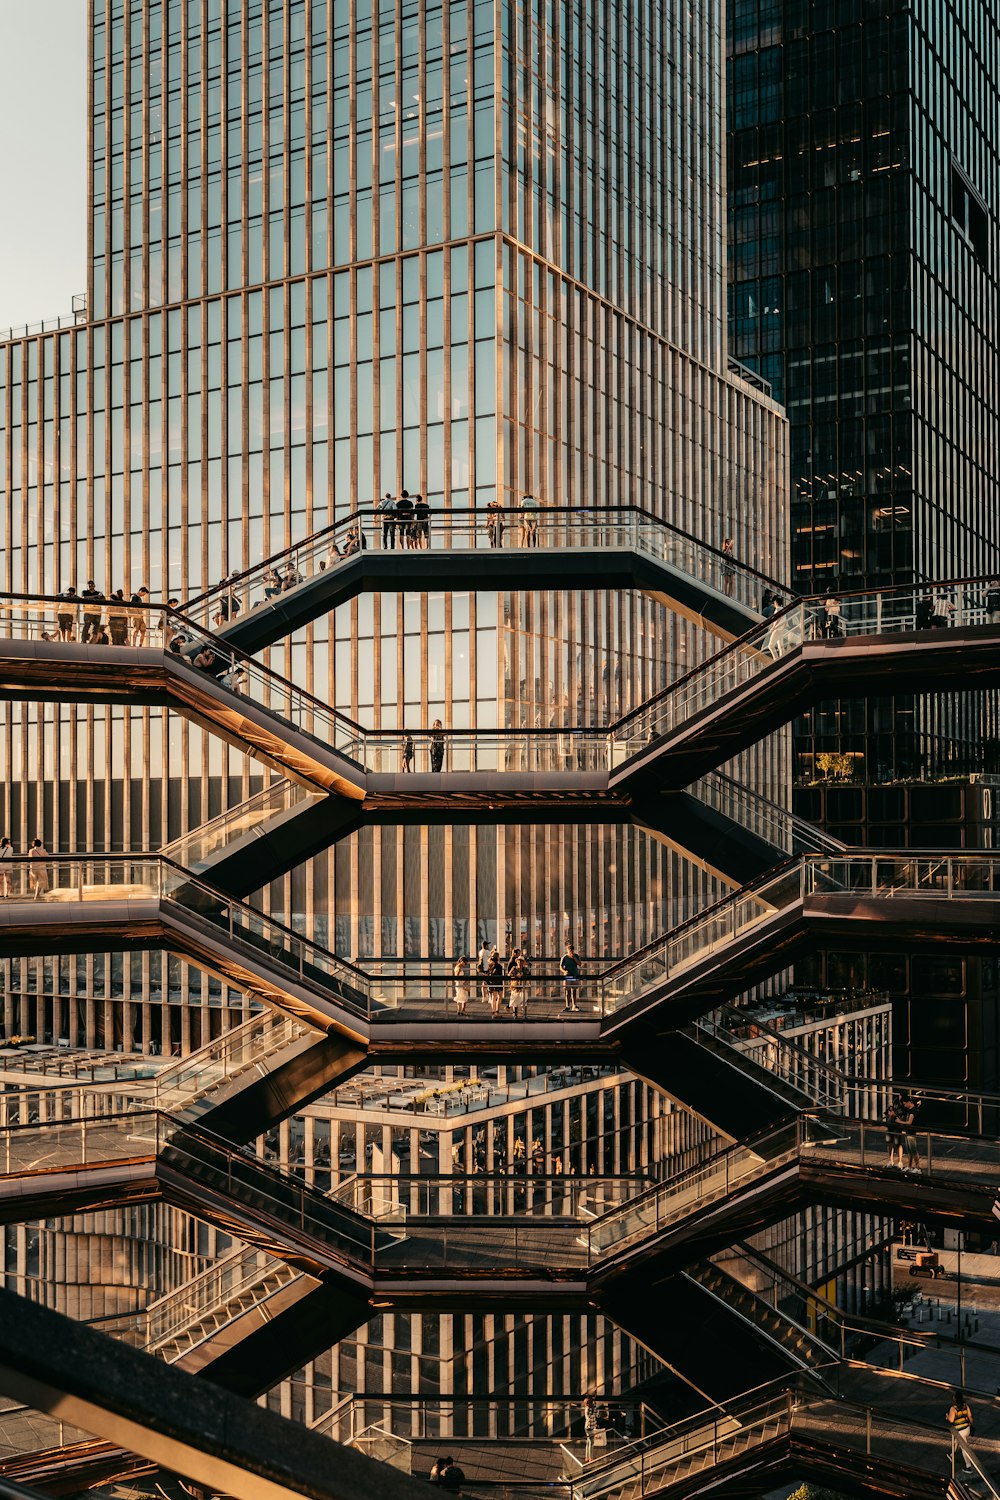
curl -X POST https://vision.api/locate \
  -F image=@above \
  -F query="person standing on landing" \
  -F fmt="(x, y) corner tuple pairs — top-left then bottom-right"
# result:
(375, 491), (396, 549)
(429, 719), (445, 772)
(395, 490), (415, 548)
(452, 956), (471, 1015)
(560, 944), (582, 1011)
(476, 937), (492, 1002)
(897, 1093), (921, 1173)
(884, 1093), (904, 1169)
(583, 1396), (600, 1462)
(28, 839), (50, 901)
(985, 580), (1000, 626)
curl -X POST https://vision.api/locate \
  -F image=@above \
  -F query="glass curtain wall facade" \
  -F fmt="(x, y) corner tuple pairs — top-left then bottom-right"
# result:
(1, 0), (788, 1024)
(726, 0), (1000, 1088)
(0, 0), (788, 1408)
(728, 0), (1000, 780)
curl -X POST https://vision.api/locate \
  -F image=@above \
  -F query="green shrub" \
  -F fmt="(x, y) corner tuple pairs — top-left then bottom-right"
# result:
(783, 1484), (852, 1500)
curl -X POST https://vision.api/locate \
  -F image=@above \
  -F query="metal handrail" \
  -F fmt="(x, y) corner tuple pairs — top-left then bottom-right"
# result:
(698, 771), (848, 855)
(713, 1001), (1000, 1127)
(2, 850), (998, 1024)
(0, 591), (365, 743)
(182, 504), (788, 612)
(610, 573), (1000, 736)
(729, 1241), (1000, 1382)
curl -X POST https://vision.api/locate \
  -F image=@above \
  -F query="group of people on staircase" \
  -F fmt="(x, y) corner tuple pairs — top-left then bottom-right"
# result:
(47, 582), (152, 645)
(450, 942), (584, 1017)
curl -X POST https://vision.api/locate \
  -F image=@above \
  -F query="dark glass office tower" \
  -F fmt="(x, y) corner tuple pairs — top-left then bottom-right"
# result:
(726, 0), (1000, 1084)
(728, 0), (1000, 770)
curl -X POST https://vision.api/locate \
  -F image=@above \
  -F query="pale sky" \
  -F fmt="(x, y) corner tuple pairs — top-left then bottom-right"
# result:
(0, 1), (87, 332)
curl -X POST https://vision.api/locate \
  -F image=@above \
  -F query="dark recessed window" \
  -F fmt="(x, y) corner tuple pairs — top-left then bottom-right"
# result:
(950, 161), (989, 269)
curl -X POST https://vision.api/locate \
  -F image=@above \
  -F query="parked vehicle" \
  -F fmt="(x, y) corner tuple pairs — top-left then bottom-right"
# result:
(907, 1251), (955, 1281)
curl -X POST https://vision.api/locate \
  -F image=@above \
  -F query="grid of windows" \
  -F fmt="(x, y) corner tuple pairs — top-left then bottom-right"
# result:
(0, 0), (788, 989)
(0, 0), (792, 1413)
(729, 0), (1000, 587)
(728, 0), (1000, 780)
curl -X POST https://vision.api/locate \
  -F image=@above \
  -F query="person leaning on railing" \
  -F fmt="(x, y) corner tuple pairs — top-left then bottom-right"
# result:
(80, 580), (105, 642)
(519, 494), (540, 547)
(412, 494), (431, 548)
(107, 589), (130, 645)
(985, 580), (1000, 625)
(57, 586), (79, 641)
(374, 491), (396, 549)
(129, 586), (150, 645)
(485, 496), (504, 548)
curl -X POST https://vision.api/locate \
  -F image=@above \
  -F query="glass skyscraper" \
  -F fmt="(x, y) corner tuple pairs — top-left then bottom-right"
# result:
(726, 0), (1000, 1088)
(0, 0), (788, 1419)
(728, 0), (999, 777)
(1, 0), (788, 1018)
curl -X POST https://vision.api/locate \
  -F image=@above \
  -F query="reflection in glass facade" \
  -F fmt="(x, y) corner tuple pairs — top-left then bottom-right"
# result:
(726, 0), (1000, 1091)
(728, 0), (1000, 779)
(0, 0), (788, 1407)
(1, 0), (788, 997)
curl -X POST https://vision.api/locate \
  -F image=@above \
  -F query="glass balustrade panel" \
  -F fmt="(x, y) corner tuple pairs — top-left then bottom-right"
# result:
(610, 578), (1000, 757)
(161, 780), (309, 871)
(0, 1111), (159, 1175)
(587, 1121), (799, 1261)
(601, 864), (805, 1014)
(0, 594), (363, 763)
(184, 509), (774, 632)
(152, 1013), (306, 1110)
